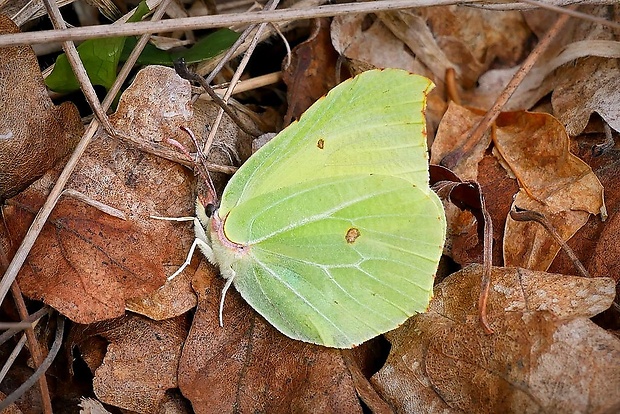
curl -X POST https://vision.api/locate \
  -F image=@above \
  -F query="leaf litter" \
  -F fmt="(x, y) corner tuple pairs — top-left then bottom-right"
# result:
(0, 1), (619, 413)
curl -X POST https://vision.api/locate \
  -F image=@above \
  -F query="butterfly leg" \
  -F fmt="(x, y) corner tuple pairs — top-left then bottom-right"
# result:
(164, 233), (215, 280)
(219, 273), (236, 327)
(152, 215), (215, 280)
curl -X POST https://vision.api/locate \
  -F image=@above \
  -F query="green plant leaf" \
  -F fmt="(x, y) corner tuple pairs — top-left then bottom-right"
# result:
(45, 1), (150, 93)
(119, 28), (240, 66)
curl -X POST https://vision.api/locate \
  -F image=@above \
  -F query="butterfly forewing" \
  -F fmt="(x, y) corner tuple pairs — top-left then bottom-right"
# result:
(218, 69), (434, 218)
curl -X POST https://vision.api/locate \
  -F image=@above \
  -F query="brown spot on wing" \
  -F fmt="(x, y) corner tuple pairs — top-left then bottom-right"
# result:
(345, 228), (360, 244)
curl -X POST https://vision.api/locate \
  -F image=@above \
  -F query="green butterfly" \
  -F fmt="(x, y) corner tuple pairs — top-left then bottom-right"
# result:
(165, 69), (446, 348)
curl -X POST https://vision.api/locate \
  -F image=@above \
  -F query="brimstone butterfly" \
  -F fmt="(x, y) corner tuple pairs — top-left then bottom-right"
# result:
(166, 69), (446, 348)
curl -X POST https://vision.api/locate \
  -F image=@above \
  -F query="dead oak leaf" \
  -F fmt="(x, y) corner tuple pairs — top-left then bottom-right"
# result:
(372, 265), (619, 414)
(0, 14), (83, 201)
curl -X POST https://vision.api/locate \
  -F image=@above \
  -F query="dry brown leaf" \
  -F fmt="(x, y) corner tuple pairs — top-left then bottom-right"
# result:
(0, 14), (83, 201)
(431, 102), (605, 271)
(528, 6), (620, 135)
(378, 7), (530, 88)
(109, 66), (191, 143)
(0, 391), (23, 414)
(495, 111), (606, 270)
(376, 10), (458, 83)
(177, 265), (365, 413)
(430, 102), (490, 181)
(4, 191), (172, 323)
(282, 18), (339, 125)
(431, 104), (517, 267)
(372, 265), (619, 414)
(541, 146), (620, 287)
(552, 56), (620, 136)
(1, 66), (197, 323)
(83, 315), (188, 413)
(124, 265), (197, 321)
(330, 14), (429, 75)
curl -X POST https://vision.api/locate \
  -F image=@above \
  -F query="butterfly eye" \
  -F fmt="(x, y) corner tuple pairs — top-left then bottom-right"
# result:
(205, 203), (217, 217)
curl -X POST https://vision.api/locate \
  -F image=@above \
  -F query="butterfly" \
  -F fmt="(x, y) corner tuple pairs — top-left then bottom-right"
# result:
(161, 69), (446, 348)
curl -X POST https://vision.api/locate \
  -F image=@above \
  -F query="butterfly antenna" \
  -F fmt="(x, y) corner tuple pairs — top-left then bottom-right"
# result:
(179, 127), (218, 206)
(219, 275), (235, 327)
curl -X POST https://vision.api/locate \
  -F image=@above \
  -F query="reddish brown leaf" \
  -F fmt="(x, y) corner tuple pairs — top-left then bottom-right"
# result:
(0, 15), (83, 201)
(177, 264), (365, 413)
(1, 66), (197, 323)
(282, 18), (340, 125)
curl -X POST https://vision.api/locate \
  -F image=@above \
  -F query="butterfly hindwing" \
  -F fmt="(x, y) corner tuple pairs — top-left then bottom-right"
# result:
(223, 174), (444, 347)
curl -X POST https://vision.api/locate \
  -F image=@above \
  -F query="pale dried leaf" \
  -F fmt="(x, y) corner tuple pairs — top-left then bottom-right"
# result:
(330, 14), (428, 76)
(379, 7), (529, 88)
(79, 398), (111, 414)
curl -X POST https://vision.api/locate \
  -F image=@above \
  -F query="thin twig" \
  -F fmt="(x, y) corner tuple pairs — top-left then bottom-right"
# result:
(202, 71), (282, 98)
(510, 207), (590, 278)
(41, 0), (114, 134)
(201, 10), (263, 83)
(518, 0), (620, 30)
(114, 130), (237, 174)
(0, 315), (65, 412)
(0, 333), (26, 384)
(0, 0), (482, 47)
(10, 283), (52, 413)
(479, 192), (494, 334)
(174, 59), (262, 137)
(204, 0), (280, 155)
(0, 307), (50, 335)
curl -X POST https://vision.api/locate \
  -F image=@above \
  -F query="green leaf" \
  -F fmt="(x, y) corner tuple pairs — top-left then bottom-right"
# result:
(185, 69), (447, 348)
(175, 29), (239, 64)
(45, 1), (150, 93)
(119, 28), (240, 66)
